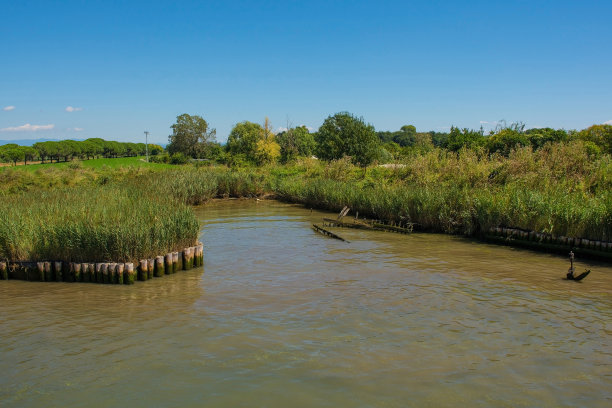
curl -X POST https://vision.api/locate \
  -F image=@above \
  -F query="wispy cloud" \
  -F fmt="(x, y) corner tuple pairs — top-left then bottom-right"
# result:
(0, 123), (55, 132)
(2, 106), (15, 111)
(65, 106), (83, 112)
(73, 127), (84, 131)
(604, 120), (612, 125)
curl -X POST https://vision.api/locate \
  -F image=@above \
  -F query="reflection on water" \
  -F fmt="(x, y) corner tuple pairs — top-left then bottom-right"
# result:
(1, 200), (611, 407)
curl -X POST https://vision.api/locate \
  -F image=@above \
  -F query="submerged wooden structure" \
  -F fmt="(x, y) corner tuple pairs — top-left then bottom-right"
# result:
(0, 243), (204, 284)
(312, 224), (349, 242)
(485, 227), (612, 261)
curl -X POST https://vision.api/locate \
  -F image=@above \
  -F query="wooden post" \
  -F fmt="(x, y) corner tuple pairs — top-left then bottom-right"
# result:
(115, 263), (124, 284)
(155, 256), (165, 277)
(125, 263), (136, 285)
(177, 251), (183, 271)
(37, 262), (45, 281)
(139, 259), (148, 281)
(107, 263), (116, 283)
(0, 262), (7, 280)
(73, 263), (82, 282)
(95, 263), (103, 283)
(165, 253), (172, 275)
(147, 259), (154, 279)
(87, 264), (95, 283)
(172, 252), (179, 273)
(101, 263), (110, 284)
(43, 262), (52, 281)
(53, 261), (62, 282)
(182, 249), (189, 270)
(80, 263), (88, 282)
(198, 244), (204, 266)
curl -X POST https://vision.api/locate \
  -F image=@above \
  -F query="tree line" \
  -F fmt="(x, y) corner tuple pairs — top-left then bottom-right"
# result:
(165, 112), (612, 167)
(0, 139), (164, 166)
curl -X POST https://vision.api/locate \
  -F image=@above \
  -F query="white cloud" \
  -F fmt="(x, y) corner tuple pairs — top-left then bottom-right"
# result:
(604, 120), (612, 125)
(65, 106), (83, 112)
(73, 127), (84, 131)
(0, 123), (55, 132)
(276, 127), (288, 133)
(3, 105), (15, 111)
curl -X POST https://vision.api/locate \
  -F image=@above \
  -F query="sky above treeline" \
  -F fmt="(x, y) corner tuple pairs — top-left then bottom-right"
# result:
(1, 0), (611, 144)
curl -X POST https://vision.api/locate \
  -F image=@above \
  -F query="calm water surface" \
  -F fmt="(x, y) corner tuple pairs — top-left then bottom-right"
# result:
(1, 200), (611, 407)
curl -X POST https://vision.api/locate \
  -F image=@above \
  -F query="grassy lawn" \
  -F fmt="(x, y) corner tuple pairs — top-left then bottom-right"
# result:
(0, 156), (173, 171)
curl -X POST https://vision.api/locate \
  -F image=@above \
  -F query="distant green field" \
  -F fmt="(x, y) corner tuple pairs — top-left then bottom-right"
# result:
(1, 156), (173, 171)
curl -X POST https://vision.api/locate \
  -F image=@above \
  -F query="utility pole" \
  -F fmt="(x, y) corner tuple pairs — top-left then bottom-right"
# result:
(144, 131), (150, 162)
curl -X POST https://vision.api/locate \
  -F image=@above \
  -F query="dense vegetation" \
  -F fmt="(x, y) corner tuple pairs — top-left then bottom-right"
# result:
(1, 113), (611, 264)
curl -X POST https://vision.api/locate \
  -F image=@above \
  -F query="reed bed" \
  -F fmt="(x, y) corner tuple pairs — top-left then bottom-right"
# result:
(0, 183), (199, 263)
(1, 140), (610, 267)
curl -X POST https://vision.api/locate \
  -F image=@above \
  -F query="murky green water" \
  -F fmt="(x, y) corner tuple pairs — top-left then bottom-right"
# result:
(1, 200), (611, 407)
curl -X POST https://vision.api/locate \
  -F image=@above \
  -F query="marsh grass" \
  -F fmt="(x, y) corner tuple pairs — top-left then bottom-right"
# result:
(1, 140), (610, 263)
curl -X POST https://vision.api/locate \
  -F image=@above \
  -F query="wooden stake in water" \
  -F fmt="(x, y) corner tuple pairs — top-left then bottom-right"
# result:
(172, 252), (179, 274)
(165, 253), (172, 275)
(147, 259), (154, 279)
(155, 256), (165, 277)
(125, 263), (136, 285)
(139, 259), (148, 281)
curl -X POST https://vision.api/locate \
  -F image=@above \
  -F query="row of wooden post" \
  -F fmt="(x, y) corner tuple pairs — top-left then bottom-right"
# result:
(489, 227), (612, 252)
(0, 243), (204, 283)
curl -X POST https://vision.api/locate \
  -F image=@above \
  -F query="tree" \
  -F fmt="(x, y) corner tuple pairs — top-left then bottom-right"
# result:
(226, 121), (264, 163)
(21, 146), (38, 165)
(316, 112), (380, 166)
(578, 124), (612, 154)
(254, 117), (281, 165)
(446, 126), (485, 152)
(276, 125), (315, 163)
(167, 113), (216, 159)
(525, 128), (571, 150)
(2, 147), (25, 166)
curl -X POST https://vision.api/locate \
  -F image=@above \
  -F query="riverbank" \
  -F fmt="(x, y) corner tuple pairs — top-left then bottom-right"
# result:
(1, 142), (611, 267)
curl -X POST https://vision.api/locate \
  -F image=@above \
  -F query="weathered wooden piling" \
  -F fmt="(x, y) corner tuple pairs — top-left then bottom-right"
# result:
(164, 253), (172, 274)
(37, 262), (46, 282)
(95, 263), (103, 283)
(196, 244), (204, 267)
(115, 263), (124, 284)
(100, 263), (109, 284)
(0, 262), (7, 280)
(124, 263), (135, 284)
(73, 263), (82, 282)
(182, 248), (191, 270)
(43, 262), (52, 281)
(53, 261), (62, 282)
(155, 256), (165, 277)
(172, 252), (179, 273)
(177, 251), (183, 271)
(138, 259), (148, 281)
(147, 259), (154, 279)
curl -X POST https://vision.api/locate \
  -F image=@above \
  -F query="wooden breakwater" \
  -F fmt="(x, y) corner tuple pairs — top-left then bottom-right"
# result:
(0, 243), (204, 283)
(313, 224), (349, 242)
(485, 227), (612, 261)
(322, 218), (414, 234)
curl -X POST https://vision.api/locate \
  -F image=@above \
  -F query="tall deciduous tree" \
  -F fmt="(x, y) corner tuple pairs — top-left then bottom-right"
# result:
(276, 125), (315, 163)
(167, 113), (216, 158)
(226, 121), (264, 163)
(316, 112), (380, 166)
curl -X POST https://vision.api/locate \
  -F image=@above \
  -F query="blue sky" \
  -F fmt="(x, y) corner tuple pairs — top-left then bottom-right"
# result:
(1, 0), (611, 144)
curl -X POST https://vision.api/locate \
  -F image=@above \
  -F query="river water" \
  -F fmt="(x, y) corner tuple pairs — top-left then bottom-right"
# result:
(1, 200), (611, 407)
